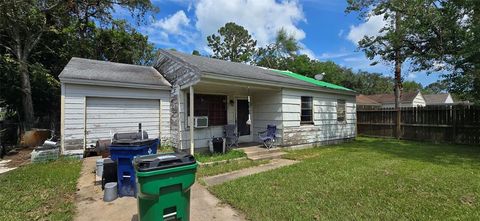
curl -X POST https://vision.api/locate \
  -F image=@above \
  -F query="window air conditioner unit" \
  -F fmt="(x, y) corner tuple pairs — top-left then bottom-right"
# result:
(188, 116), (208, 128)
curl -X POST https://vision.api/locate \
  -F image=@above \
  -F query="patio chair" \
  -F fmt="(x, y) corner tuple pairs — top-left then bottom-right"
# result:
(224, 124), (239, 148)
(258, 124), (278, 149)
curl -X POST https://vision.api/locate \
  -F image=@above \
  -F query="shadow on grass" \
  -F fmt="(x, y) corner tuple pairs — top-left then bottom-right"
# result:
(346, 137), (480, 167)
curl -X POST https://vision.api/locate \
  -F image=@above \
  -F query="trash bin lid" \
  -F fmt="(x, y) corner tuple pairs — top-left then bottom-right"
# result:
(134, 153), (196, 172)
(111, 138), (157, 146)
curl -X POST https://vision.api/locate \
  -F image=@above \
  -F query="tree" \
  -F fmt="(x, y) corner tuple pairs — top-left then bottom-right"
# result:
(402, 81), (423, 93)
(192, 50), (201, 56)
(0, 0), (63, 130)
(347, 0), (416, 138)
(0, 0), (157, 131)
(255, 28), (300, 69)
(396, 1), (480, 103)
(207, 22), (257, 63)
(94, 20), (155, 65)
(423, 81), (448, 94)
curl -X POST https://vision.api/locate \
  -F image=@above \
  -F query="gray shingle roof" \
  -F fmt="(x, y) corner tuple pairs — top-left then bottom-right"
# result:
(424, 93), (450, 104)
(159, 50), (354, 94)
(59, 57), (171, 87)
(365, 92), (420, 104)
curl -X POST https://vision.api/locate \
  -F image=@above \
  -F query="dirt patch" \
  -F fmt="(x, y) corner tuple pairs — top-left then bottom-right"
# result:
(3, 147), (33, 167)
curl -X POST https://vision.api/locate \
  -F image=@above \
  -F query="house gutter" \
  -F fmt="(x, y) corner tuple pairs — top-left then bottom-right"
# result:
(59, 78), (172, 90)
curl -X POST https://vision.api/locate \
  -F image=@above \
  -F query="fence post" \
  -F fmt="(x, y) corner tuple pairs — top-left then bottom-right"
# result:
(452, 105), (457, 143)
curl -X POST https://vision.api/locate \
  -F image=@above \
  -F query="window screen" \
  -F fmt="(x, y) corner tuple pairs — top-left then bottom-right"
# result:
(337, 99), (346, 122)
(301, 96), (313, 124)
(187, 94), (227, 126)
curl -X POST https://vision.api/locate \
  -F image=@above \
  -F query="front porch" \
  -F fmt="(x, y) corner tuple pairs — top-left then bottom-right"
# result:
(177, 78), (284, 154)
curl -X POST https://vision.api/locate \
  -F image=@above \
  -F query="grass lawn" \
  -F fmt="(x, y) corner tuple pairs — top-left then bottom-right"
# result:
(197, 159), (269, 178)
(210, 137), (480, 220)
(0, 159), (82, 221)
(195, 149), (246, 163)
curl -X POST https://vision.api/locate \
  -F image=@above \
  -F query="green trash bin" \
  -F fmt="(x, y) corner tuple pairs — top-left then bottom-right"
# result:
(134, 153), (197, 221)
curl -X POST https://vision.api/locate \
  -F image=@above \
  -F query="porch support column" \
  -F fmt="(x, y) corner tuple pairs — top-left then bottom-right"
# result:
(189, 86), (195, 155)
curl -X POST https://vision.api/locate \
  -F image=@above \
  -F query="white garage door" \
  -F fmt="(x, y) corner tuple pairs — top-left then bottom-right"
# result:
(86, 97), (160, 145)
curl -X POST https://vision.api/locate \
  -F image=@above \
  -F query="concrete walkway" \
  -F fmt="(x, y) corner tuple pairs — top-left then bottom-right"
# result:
(74, 157), (245, 221)
(203, 158), (298, 186)
(0, 160), (16, 174)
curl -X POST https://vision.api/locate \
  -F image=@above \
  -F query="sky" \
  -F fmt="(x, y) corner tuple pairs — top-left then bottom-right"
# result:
(113, 0), (442, 87)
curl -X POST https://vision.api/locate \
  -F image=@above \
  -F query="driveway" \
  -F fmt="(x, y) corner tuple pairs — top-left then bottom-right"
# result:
(74, 156), (245, 221)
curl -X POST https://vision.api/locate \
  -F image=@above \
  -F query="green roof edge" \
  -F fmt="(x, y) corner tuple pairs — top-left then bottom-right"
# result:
(270, 69), (354, 92)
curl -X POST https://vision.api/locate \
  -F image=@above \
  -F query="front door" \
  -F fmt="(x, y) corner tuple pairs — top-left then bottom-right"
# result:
(236, 98), (252, 142)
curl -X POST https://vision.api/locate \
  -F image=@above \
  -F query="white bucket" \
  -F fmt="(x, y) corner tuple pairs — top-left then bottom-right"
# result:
(96, 159), (104, 177)
(103, 182), (118, 202)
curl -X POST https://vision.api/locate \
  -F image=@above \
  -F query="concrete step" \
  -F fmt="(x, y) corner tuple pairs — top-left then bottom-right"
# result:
(240, 146), (282, 154)
(248, 151), (287, 161)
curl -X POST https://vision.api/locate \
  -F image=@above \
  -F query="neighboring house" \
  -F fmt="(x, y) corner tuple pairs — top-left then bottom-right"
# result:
(359, 91), (426, 108)
(59, 50), (357, 154)
(423, 93), (454, 105)
(356, 94), (381, 108)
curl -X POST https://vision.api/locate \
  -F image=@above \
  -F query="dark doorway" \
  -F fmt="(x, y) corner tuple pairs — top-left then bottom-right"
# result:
(236, 99), (250, 136)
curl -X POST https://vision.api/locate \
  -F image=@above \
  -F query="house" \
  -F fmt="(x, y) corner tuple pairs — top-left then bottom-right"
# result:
(59, 50), (357, 154)
(423, 93), (454, 105)
(356, 94), (381, 109)
(358, 91), (426, 108)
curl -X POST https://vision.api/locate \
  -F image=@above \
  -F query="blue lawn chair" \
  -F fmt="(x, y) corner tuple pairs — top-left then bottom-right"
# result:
(258, 124), (278, 149)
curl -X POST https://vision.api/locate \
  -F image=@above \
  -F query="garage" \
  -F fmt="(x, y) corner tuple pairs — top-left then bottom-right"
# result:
(85, 97), (161, 146)
(59, 57), (171, 153)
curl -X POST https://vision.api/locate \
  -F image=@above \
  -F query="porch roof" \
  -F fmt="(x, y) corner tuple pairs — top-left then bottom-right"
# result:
(158, 50), (355, 95)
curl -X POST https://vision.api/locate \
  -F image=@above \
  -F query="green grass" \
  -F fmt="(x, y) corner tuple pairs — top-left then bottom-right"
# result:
(0, 159), (82, 221)
(194, 149), (246, 163)
(210, 137), (480, 220)
(197, 159), (269, 178)
(157, 145), (175, 153)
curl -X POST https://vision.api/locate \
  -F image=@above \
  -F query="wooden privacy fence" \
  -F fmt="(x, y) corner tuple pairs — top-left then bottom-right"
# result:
(357, 105), (480, 145)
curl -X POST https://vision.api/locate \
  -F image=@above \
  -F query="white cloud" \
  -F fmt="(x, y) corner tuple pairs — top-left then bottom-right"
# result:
(153, 10), (190, 35)
(347, 14), (386, 45)
(299, 48), (317, 60)
(194, 0), (306, 47)
(407, 72), (417, 79)
(318, 52), (353, 60)
(140, 10), (199, 51)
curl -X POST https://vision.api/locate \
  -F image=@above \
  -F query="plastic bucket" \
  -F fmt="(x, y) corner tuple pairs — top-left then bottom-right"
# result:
(96, 159), (104, 177)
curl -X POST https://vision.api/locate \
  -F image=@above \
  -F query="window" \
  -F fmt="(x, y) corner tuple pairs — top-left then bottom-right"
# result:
(301, 96), (313, 124)
(187, 94), (227, 126)
(337, 99), (346, 122)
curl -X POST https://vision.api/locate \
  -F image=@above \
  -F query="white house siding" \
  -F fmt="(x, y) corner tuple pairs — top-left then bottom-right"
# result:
(281, 88), (356, 146)
(177, 90), (238, 150)
(61, 83), (170, 152)
(411, 93), (426, 107)
(251, 90), (283, 143)
(381, 93), (426, 108)
(177, 89), (283, 150)
(445, 94), (454, 104)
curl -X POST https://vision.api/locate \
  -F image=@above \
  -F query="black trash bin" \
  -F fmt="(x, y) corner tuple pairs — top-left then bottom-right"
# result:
(102, 158), (117, 190)
(212, 137), (223, 153)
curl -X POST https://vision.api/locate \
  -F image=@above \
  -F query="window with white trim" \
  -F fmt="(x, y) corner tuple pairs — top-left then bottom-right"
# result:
(301, 96), (313, 124)
(337, 99), (346, 122)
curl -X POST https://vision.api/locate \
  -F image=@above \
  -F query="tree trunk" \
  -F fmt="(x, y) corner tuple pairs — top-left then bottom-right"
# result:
(394, 11), (403, 139)
(18, 60), (35, 130)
